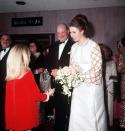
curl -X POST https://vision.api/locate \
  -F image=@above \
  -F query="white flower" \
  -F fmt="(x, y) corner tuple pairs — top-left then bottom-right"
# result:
(67, 51), (71, 54)
(55, 65), (84, 96)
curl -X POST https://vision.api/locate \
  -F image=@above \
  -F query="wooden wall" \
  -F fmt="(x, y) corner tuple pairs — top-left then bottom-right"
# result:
(0, 6), (125, 52)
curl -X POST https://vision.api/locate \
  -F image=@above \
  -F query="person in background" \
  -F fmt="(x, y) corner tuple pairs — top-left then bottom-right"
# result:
(42, 47), (49, 57)
(100, 44), (117, 130)
(5, 44), (54, 131)
(29, 41), (49, 126)
(51, 14), (107, 131)
(47, 23), (74, 131)
(117, 35), (125, 130)
(29, 41), (46, 87)
(0, 34), (12, 131)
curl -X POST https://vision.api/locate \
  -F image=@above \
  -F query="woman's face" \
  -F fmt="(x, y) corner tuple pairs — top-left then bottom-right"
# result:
(69, 26), (83, 42)
(29, 42), (37, 54)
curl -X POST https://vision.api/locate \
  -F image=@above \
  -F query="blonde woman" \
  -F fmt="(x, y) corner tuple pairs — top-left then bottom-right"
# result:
(5, 44), (54, 131)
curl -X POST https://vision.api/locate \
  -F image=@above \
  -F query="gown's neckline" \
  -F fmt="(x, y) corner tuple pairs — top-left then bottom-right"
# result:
(77, 38), (89, 47)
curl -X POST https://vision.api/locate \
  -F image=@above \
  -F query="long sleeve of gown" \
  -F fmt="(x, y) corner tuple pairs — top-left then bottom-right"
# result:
(82, 45), (102, 85)
(70, 43), (102, 85)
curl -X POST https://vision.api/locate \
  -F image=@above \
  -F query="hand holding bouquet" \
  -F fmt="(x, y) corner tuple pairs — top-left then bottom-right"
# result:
(54, 65), (84, 96)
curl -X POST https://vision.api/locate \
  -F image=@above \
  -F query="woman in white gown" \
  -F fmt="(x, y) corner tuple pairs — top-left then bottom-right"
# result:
(51, 14), (107, 131)
(68, 14), (107, 131)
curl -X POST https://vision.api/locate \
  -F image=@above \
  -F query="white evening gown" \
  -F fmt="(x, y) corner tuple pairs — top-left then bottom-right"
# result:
(68, 39), (107, 131)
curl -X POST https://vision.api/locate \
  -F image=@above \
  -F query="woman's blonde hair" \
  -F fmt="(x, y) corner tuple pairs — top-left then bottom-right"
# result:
(6, 44), (31, 81)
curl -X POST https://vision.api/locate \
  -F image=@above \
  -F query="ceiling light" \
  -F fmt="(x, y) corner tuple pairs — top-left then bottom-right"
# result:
(16, 1), (26, 5)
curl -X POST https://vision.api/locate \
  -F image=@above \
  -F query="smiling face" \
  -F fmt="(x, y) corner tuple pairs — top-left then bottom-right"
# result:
(69, 26), (84, 43)
(57, 24), (69, 42)
(0, 35), (11, 48)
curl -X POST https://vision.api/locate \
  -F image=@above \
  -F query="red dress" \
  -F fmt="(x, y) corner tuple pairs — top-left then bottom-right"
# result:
(5, 71), (47, 131)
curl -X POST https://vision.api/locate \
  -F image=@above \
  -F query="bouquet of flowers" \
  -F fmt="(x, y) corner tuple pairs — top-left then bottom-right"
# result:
(55, 65), (84, 96)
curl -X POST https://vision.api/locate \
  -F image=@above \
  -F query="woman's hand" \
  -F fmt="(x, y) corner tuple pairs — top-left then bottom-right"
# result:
(47, 88), (55, 96)
(51, 69), (58, 77)
(43, 88), (55, 102)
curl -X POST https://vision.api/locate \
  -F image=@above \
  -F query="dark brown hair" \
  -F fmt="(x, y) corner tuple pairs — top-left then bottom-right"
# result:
(70, 14), (89, 36)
